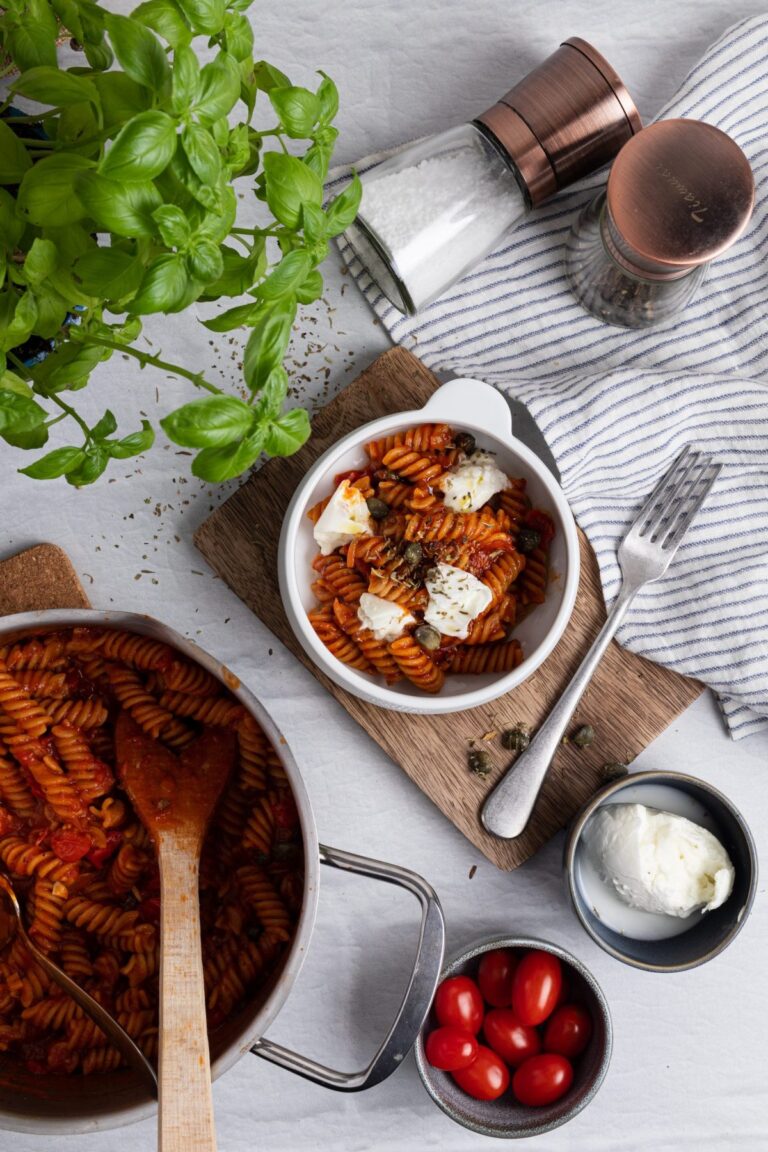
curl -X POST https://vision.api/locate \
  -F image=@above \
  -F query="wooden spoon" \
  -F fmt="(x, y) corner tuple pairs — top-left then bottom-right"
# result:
(115, 711), (236, 1152)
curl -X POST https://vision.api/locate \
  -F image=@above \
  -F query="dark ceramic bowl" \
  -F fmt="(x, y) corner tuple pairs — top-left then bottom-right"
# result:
(564, 771), (758, 973)
(414, 936), (612, 1139)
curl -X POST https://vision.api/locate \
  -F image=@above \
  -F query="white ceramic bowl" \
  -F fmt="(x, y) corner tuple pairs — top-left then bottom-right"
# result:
(278, 379), (580, 714)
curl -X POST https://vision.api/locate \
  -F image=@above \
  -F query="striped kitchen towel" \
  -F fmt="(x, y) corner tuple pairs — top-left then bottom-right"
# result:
(333, 15), (768, 739)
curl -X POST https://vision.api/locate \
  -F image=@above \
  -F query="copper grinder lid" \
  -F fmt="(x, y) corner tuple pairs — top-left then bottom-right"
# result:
(605, 119), (755, 278)
(476, 37), (642, 206)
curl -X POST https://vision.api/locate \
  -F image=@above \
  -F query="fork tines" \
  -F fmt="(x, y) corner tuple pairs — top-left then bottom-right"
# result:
(636, 445), (722, 551)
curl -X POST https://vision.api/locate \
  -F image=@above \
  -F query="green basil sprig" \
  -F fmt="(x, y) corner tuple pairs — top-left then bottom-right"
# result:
(0, 0), (361, 485)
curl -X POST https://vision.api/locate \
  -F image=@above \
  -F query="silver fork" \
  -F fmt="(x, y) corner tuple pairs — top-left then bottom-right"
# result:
(481, 446), (722, 840)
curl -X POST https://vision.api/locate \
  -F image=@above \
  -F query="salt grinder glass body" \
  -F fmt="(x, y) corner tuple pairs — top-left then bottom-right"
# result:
(565, 119), (755, 328)
(343, 37), (641, 316)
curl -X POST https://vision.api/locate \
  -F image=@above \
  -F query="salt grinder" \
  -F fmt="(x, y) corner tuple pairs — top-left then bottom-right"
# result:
(343, 38), (641, 315)
(566, 119), (755, 327)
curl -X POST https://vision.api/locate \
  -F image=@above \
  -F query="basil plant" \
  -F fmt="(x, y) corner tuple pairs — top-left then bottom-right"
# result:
(0, 0), (360, 484)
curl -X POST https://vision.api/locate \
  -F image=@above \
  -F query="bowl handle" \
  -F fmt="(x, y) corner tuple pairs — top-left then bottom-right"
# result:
(250, 843), (445, 1091)
(420, 378), (513, 437)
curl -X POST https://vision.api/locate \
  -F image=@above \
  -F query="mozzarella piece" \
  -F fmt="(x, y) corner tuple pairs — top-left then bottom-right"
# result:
(313, 480), (373, 556)
(582, 803), (735, 918)
(439, 450), (510, 513)
(357, 593), (415, 642)
(423, 563), (493, 640)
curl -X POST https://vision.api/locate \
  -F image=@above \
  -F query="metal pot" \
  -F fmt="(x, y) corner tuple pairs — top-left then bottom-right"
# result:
(0, 609), (446, 1134)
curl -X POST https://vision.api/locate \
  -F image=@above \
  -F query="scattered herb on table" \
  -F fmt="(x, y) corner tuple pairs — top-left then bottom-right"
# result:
(501, 725), (530, 752)
(599, 762), (629, 781)
(468, 748), (492, 777)
(570, 724), (595, 749)
(0, 0), (360, 485)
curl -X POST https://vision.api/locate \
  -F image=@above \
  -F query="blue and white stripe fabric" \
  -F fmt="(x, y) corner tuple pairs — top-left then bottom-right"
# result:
(333, 16), (768, 738)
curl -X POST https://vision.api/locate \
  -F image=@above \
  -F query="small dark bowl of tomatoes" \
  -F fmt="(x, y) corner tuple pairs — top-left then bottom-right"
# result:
(415, 936), (612, 1139)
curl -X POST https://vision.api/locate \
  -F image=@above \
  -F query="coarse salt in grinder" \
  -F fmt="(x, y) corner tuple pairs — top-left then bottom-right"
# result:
(343, 37), (641, 316)
(565, 118), (755, 328)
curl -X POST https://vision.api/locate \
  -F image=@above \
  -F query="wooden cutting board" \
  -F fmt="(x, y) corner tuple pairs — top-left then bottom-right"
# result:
(194, 347), (703, 870)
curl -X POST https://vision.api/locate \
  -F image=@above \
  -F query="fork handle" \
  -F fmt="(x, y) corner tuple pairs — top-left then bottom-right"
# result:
(481, 582), (638, 839)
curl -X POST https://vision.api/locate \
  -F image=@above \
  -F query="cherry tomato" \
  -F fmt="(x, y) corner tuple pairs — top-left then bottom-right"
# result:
(543, 1004), (593, 1059)
(434, 976), (484, 1035)
(512, 1053), (573, 1107)
(483, 1008), (541, 1067)
(425, 1026), (478, 1071)
(477, 949), (517, 1007)
(452, 1045), (510, 1101)
(50, 829), (92, 863)
(86, 829), (122, 868)
(511, 950), (562, 1026)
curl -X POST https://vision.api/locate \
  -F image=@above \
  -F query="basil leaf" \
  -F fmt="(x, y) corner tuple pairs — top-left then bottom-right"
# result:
(0, 370), (33, 397)
(73, 247), (145, 300)
(252, 60), (290, 93)
(222, 11), (253, 61)
(108, 419), (155, 458)
(23, 237), (57, 285)
(83, 39), (114, 72)
(5, 22), (58, 71)
(254, 248), (312, 301)
(0, 120), (32, 184)
(262, 152), (322, 230)
(191, 425), (266, 482)
(152, 204), (190, 248)
(194, 52), (240, 123)
(128, 253), (189, 314)
(268, 86), (320, 139)
(201, 300), (261, 332)
(182, 123), (221, 186)
(196, 185), (237, 243)
(29, 282), (69, 338)
(105, 13), (170, 91)
(197, 241), (262, 298)
(171, 45), (200, 113)
(160, 394), (253, 448)
(90, 409), (117, 439)
(0, 389), (47, 433)
(0, 189), (24, 249)
(17, 154), (92, 227)
(2, 293), (38, 352)
(133, 0), (192, 47)
(295, 268), (323, 304)
(242, 298), (296, 393)
(100, 111), (178, 182)
(31, 343), (106, 391)
(186, 237), (223, 283)
(317, 72), (339, 123)
(302, 126), (338, 181)
(3, 423), (49, 449)
(264, 407), (310, 457)
(175, 0), (225, 34)
(19, 445), (84, 479)
(252, 364), (287, 420)
(91, 72), (153, 130)
(13, 66), (98, 107)
(301, 202), (327, 244)
(325, 171), (362, 236)
(76, 172), (162, 237)
(167, 145), (221, 212)
(66, 444), (109, 486)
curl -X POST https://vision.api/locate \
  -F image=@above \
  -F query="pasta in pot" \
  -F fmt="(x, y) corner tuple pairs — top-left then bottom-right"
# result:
(306, 423), (556, 693)
(0, 627), (303, 1077)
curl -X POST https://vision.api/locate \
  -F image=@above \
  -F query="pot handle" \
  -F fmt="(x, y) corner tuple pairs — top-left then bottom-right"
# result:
(250, 842), (445, 1091)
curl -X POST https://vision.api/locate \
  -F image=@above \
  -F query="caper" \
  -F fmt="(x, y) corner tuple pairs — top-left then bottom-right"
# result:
(501, 726), (530, 752)
(599, 761), (629, 781)
(571, 724), (595, 748)
(468, 749), (491, 777)
(516, 527), (541, 554)
(366, 496), (390, 520)
(403, 541), (423, 568)
(454, 432), (476, 456)
(414, 624), (440, 651)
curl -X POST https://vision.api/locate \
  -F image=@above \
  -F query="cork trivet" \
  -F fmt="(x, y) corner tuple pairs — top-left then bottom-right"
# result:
(0, 544), (91, 615)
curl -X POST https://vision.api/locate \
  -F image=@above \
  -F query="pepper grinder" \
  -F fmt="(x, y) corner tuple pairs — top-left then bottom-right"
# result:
(343, 38), (642, 316)
(565, 119), (755, 327)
